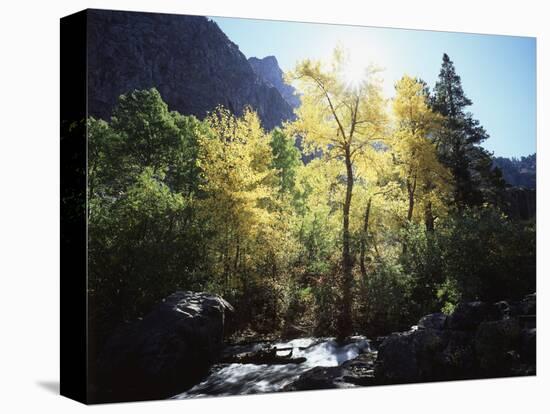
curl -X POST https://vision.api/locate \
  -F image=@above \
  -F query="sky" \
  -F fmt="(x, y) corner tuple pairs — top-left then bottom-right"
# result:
(211, 16), (536, 158)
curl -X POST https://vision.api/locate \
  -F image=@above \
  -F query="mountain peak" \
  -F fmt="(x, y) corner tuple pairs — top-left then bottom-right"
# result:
(250, 55), (279, 65)
(248, 56), (300, 109)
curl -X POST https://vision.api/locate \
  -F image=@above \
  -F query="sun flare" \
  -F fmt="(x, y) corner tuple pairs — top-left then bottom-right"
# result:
(341, 58), (368, 88)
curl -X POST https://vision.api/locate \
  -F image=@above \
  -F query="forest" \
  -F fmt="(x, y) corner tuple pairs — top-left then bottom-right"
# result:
(86, 51), (535, 348)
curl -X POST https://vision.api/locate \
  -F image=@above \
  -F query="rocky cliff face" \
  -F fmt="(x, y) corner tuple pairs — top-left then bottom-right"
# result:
(87, 9), (294, 130)
(248, 56), (301, 109)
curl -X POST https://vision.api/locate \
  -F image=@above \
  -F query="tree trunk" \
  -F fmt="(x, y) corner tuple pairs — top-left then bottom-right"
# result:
(223, 228), (230, 291)
(359, 197), (372, 280)
(403, 175), (417, 255)
(424, 200), (440, 310)
(407, 175), (417, 222)
(338, 149), (354, 341)
(425, 200), (434, 232)
(233, 235), (240, 274)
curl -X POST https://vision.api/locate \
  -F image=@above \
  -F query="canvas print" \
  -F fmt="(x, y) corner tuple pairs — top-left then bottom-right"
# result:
(60, 9), (536, 404)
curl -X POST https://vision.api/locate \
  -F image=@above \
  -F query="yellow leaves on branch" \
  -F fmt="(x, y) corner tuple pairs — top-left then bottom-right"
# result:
(391, 75), (452, 222)
(198, 106), (281, 245)
(286, 48), (388, 161)
(286, 51), (453, 234)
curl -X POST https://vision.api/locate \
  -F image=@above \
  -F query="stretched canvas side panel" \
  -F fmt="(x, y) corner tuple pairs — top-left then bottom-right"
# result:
(60, 9), (88, 404)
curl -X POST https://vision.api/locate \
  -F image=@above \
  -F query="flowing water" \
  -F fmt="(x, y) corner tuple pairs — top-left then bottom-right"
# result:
(172, 336), (371, 398)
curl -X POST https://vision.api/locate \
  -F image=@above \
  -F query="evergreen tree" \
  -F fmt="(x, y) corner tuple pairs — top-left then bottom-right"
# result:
(269, 128), (302, 196)
(431, 53), (497, 209)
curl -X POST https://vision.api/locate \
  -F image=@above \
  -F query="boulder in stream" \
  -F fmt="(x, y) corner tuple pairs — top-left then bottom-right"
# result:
(94, 291), (233, 403)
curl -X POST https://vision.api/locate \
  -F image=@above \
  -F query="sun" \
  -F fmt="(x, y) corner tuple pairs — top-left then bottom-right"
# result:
(341, 59), (368, 88)
(336, 47), (372, 89)
(334, 36), (388, 90)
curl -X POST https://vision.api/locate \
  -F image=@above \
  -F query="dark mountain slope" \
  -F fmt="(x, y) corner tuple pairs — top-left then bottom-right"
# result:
(493, 154), (536, 189)
(87, 9), (294, 130)
(492, 154), (536, 220)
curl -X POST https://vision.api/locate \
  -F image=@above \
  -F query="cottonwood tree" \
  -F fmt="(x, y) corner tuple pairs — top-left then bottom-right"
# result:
(288, 49), (387, 339)
(389, 76), (452, 310)
(391, 75), (450, 230)
(199, 107), (298, 302)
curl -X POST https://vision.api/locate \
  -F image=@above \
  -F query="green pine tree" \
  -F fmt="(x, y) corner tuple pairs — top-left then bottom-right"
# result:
(431, 53), (499, 209)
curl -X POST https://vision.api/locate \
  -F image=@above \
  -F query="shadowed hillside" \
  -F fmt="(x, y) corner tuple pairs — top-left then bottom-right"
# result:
(87, 9), (294, 130)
